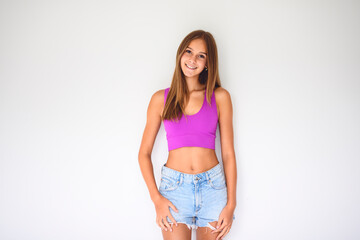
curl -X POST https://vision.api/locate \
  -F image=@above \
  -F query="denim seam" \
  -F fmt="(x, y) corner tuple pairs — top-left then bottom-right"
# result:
(209, 176), (226, 190)
(160, 176), (180, 192)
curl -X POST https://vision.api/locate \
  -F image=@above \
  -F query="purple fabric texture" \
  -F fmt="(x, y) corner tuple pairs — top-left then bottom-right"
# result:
(163, 87), (218, 151)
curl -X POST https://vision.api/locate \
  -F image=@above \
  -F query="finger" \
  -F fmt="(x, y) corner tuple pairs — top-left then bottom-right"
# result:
(216, 218), (225, 229)
(211, 219), (224, 233)
(216, 226), (229, 240)
(214, 218), (223, 230)
(222, 227), (230, 239)
(220, 227), (230, 239)
(218, 220), (227, 231)
(168, 213), (178, 227)
(212, 222), (227, 233)
(159, 218), (168, 231)
(162, 217), (172, 232)
(211, 222), (220, 233)
(224, 227), (230, 237)
(168, 202), (179, 213)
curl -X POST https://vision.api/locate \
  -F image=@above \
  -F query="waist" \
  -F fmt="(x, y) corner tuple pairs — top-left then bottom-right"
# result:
(161, 162), (223, 182)
(166, 147), (219, 174)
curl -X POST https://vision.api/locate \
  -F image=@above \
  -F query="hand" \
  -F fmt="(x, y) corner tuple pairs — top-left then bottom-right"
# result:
(212, 204), (235, 239)
(153, 195), (179, 232)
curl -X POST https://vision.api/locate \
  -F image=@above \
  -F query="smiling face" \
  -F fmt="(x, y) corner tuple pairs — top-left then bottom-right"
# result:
(180, 38), (208, 81)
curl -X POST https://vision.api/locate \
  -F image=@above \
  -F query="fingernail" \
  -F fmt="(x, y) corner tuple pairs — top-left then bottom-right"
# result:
(216, 226), (219, 229)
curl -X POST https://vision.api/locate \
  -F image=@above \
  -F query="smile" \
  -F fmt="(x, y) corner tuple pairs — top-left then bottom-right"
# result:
(185, 63), (197, 70)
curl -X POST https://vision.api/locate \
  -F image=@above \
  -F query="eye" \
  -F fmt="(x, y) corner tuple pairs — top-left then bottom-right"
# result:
(185, 49), (191, 54)
(198, 55), (205, 59)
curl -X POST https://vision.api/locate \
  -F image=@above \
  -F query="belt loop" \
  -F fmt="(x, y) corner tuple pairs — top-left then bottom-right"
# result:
(205, 172), (209, 181)
(180, 173), (184, 185)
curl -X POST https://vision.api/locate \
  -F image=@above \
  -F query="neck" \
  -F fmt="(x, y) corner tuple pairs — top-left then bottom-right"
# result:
(185, 77), (205, 92)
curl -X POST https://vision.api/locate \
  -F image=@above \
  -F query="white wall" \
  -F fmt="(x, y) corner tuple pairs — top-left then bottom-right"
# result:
(0, 0), (359, 239)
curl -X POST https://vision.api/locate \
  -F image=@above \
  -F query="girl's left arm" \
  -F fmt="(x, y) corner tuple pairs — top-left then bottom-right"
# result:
(212, 87), (237, 239)
(217, 87), (237, 209)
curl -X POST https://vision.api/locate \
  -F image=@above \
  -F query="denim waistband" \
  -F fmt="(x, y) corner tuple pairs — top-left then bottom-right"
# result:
(161, 163), (223, 182)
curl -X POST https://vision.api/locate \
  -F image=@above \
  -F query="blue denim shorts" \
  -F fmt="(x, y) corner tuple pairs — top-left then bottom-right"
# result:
(158, 163), (235, 230)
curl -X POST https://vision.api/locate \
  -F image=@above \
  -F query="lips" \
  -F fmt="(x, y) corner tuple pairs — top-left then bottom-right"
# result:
(185, 63), (197, 70)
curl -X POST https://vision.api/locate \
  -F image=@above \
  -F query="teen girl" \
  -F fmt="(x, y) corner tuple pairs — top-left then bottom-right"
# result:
(138, 30), (237, 240)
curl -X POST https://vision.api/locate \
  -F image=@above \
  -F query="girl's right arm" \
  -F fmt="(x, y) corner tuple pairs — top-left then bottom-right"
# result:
(138, 89), (178, 232)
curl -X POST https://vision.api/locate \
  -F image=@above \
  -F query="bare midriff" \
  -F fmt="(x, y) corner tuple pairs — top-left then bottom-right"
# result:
(166, 147), (219, 174)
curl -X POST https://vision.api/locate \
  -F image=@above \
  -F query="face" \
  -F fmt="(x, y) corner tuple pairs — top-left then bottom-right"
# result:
(180, 38), (208, 80)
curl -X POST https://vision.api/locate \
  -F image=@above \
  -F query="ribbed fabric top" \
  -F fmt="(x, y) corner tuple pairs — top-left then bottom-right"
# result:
(163, 87), (218, 151)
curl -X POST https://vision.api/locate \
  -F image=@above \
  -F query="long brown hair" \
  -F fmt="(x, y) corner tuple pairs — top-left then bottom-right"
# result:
(162, 30), (222, 122)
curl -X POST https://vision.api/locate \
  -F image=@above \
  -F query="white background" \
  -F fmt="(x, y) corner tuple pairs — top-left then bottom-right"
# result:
(0, 0), (359, 239)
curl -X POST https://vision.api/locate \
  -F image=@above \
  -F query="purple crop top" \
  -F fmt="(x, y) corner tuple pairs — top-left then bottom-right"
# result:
(163, 87), (219, 151)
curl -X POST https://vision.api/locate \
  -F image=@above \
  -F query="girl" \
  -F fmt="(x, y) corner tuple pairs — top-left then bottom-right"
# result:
(138, 30), (237, 240)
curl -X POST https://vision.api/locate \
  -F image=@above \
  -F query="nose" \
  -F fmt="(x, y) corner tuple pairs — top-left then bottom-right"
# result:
(188, 54), (197, 63)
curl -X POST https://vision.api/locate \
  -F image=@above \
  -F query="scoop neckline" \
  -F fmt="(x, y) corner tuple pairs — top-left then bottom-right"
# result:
(184, 88), (206, 117)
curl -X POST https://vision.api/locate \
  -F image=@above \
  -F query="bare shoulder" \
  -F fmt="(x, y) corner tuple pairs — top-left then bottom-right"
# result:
(214, 87), (231, 100)
(148, 88), (166, 117)
(214, 87), (232, 118)
(151, 88), (166, 102)
(214, 87), (232, 106)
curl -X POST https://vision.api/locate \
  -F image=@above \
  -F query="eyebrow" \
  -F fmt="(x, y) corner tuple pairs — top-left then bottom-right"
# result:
(187, 47), (207, 55)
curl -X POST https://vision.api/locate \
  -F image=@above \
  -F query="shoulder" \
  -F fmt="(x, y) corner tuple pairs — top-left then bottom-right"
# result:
(148, 88), (168, 115)
(214, 87), (232, 118)
(214, 87), (232, 103)
(150, 88), (168, 104)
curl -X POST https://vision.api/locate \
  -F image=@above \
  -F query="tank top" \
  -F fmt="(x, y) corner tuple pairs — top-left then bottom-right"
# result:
(163, 87), (218, 151)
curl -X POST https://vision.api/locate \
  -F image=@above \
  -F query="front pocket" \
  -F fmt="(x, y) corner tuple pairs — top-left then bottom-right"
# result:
(209, 173), (226, 190)
(159, 176), (180, 192)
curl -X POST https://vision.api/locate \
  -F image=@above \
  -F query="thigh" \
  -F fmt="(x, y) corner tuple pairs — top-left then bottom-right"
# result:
(196, 221), (219, 240)
(161, 223), (192, 240)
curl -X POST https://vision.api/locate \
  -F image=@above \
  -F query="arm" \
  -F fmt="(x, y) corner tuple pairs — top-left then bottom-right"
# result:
(138, 89), (178, 232)
(217, 88), (237, 209)
(212, 87), (237, 239)
(138, 90), (163, 202)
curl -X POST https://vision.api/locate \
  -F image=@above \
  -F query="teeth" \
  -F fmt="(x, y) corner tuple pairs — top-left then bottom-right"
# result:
(186, 63), (197, 69)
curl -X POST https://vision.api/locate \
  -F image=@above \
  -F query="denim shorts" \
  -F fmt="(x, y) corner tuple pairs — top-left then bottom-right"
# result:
(158, 163), (235, 230)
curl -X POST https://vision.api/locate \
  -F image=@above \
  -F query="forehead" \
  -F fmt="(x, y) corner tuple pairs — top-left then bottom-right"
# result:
(187, 38), (207, 53)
